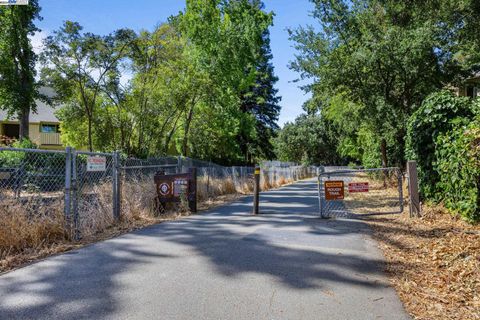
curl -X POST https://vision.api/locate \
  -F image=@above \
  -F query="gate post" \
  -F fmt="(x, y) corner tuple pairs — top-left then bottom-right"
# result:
(188, 167), (197, 213)
(113, 151), (121, 221)
(253, 166), (260, 215)
(64, 146), (72, 228)
(407, 161), (421, 217)
(397, 169), (404, 213)
(177, 156), (182, 174)
(317, 167), (325, 218)
(71, 149), (79, 240)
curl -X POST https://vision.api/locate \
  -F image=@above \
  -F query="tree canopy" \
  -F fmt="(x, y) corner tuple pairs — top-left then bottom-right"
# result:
(0, 0), (42, 139)
(277, 0), (480, 167)
(39, 0), (281, 164)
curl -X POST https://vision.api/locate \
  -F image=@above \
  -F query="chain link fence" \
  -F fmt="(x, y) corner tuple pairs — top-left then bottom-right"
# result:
(318, 167), (404, 218)
(0, 147), (120, 241)
(119, 157), (317, 217)
(0, 148), (66, 200)
(1, 147), (317, 248)
(72, 151), (116, 238)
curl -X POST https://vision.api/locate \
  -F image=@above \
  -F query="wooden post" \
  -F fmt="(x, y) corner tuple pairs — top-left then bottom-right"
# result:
(407, 161), (421, 217)
(253, 166), (260, 215)
(188, 167), (197, 213)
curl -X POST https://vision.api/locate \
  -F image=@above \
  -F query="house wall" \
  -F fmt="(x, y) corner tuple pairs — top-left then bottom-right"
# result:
(0, 121), (63, 150)
(29, 123), (41, 145)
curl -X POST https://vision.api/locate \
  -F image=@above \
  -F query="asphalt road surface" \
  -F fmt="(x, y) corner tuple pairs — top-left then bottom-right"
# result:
(0, 179), (410, 320)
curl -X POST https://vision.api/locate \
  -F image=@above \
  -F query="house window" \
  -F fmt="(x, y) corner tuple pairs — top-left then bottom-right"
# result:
(40, 124), (60, 133)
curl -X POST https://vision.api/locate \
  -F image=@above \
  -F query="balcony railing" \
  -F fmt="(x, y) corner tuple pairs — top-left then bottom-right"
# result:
(40, 132), (61, 145)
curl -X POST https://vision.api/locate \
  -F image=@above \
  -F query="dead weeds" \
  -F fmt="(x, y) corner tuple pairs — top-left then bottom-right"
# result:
(366, 205), (480, 320)
(1, 171), (313, 274)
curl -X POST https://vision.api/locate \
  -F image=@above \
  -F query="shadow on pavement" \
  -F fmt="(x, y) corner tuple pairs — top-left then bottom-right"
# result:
(0, 179), (413, 319)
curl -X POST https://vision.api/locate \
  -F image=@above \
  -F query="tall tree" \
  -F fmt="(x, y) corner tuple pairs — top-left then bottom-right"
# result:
(289, 0), (450, 167)
(0, 0), (41, 140)
(178, 0), (277, 163)
(41, 21), (135, 151)
(239, 11), (281, 163)
(275, 114), (342, 165)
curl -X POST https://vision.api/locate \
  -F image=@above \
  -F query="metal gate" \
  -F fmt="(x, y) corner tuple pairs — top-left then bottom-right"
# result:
(318, 167), (404, 218)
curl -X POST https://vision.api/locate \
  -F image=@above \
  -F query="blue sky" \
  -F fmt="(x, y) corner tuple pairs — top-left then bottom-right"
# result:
(35, 0), (318, 126)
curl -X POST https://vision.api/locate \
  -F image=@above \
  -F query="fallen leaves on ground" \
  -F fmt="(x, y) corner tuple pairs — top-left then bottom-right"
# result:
(366, 205), (480, 320)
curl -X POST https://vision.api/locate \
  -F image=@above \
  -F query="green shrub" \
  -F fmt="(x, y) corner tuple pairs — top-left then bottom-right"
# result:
(0, 139), (37, 167)
(434, 120), (480, 222)
(405, 91), (477, 199)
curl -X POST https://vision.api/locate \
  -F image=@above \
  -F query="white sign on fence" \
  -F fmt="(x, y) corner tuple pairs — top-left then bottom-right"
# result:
(86, 156), (106, 172)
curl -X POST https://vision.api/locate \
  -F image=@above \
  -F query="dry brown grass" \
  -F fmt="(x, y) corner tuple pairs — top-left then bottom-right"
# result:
(337, 173), (479, 319)
(0, 197), (69, 271)
(197, 176), (238, 201)
(341, 174), (480, 320)
(0, 168), (315, 273)
(367, 206), (480, 320)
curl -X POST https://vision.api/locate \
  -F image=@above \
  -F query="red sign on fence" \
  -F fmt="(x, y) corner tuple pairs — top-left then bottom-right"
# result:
(348, 182), (369, 193)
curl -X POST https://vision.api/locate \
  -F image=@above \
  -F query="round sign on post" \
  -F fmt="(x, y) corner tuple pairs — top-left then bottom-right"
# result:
(159, 182), (171, 196)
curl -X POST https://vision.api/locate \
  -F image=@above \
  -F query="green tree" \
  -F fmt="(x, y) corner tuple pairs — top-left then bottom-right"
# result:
(289, 0), (449, 167)
(239, 24), (281, 163)
(275, 114), (342, 165)
(40, 21), (135, 151)
(177, 0), (276, 163)
(0, 0), (42, 139)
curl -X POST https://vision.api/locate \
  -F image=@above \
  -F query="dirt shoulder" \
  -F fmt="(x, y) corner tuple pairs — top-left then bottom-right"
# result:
(365, 206), (480, 320)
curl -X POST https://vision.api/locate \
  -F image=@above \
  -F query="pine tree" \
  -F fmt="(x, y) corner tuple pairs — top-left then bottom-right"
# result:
(238, 3), (281, 163)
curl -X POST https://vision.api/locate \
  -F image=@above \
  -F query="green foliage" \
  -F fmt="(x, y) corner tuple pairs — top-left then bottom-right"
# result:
(41, 21), (136, 151)
(357, 126), (382, 169)
(405, 91), (477, 198)
(39, 1), (279, 165)
(0, 0), (42, 138)
(289, 0), (450, 168)
(0, 139), (37, 167)
(274, 114), (343, 165)
(434, 120), (480, 222)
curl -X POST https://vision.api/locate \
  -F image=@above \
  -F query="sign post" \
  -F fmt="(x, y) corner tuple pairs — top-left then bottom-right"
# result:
(154, 168), (197, 214)
(253, 166), (260, 215)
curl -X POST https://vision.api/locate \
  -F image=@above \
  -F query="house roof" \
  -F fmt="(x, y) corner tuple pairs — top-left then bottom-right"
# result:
(0, 88), (60, 123)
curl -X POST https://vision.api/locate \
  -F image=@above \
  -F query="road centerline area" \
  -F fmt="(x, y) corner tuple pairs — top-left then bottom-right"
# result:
(0, 179), (410, 320)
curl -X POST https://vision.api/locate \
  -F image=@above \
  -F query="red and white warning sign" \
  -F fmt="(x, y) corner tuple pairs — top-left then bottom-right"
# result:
(348, 182), (369, 193)
(86, 156), (106, 172)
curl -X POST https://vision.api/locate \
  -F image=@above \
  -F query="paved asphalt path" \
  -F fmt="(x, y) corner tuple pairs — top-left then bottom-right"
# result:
(0, 179), (410, 320)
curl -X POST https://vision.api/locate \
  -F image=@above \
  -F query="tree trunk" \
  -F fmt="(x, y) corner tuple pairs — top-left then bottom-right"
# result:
(182, 102), (195, 157)
(18, 106), (29, 140)
(165, 114), (182, 154)
(87, 116), (93, 152)
(380, 138), (388, 168)
(380, 138), (388, 188)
